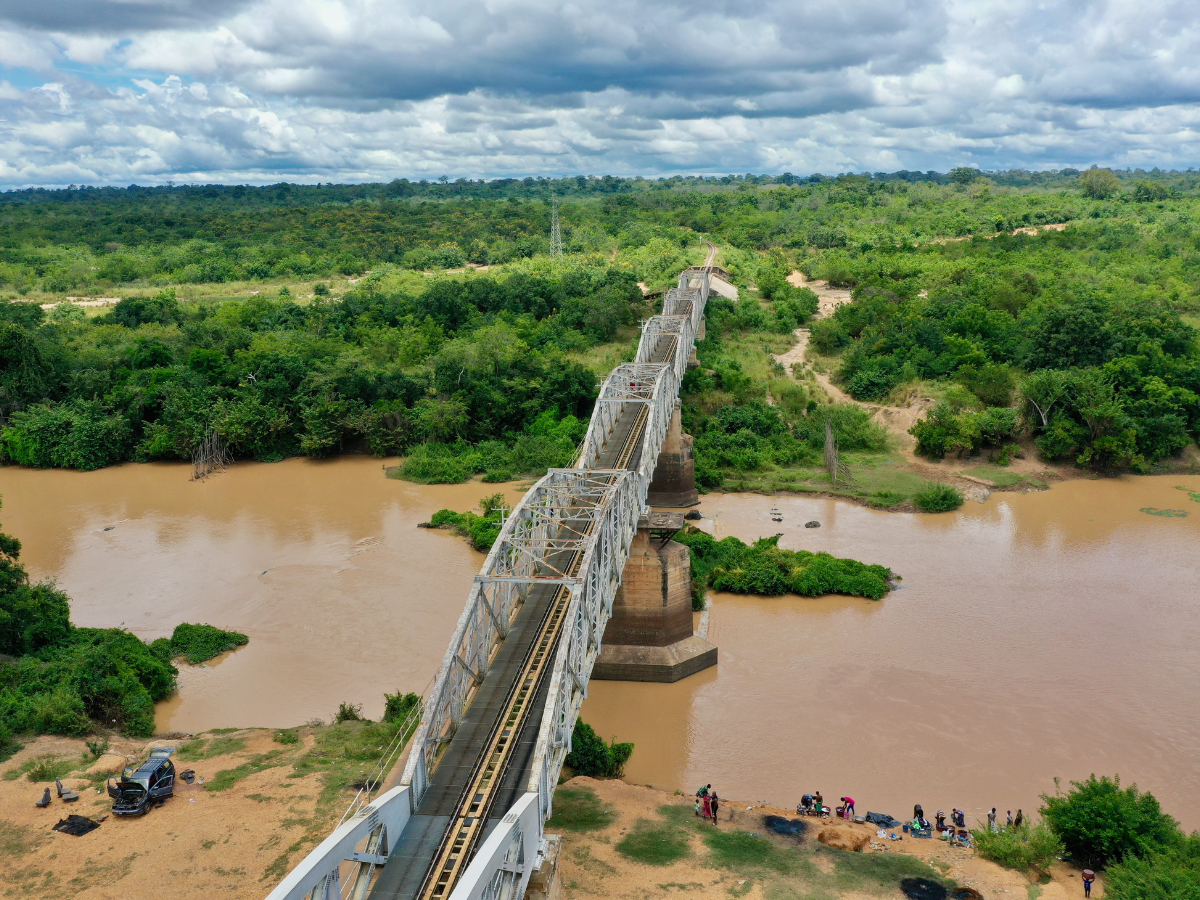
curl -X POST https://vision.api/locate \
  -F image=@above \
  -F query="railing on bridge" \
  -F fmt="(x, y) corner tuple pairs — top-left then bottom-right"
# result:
(265, 267), (709, 900)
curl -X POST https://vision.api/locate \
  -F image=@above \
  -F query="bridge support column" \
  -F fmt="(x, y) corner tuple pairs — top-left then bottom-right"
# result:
(646, 402), (699, 508)
(592, 527), (717, 683)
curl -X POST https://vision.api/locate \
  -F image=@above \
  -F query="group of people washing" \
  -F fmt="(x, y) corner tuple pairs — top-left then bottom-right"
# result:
(796, 791), (855, 819)
(694, 784), (721, 822)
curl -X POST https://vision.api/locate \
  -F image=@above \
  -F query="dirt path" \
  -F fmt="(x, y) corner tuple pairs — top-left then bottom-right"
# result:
(771, 272), (1066, 497)
(775, 272), (932, 453)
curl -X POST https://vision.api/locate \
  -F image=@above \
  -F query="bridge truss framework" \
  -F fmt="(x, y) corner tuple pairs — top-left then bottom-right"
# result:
(266, 268), (711, 900)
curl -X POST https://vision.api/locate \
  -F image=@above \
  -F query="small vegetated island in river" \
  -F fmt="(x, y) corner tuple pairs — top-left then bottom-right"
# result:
(424, 496), (895, 603)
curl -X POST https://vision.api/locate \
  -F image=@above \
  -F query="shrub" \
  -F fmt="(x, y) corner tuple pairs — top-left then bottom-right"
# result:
(564, 720), (634, 778)
(1105, 834), (1200, 900)
(334, 702), (364, 724)
(382, 691), (419, 724)
(972, 823), (1063, 876)
(25, 754), (73, 783)
(912, 482), (964, 513)
(1040, 775), (1181, 868)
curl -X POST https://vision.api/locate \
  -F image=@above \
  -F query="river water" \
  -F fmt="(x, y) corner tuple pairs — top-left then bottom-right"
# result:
(1, 460), (1197, 828)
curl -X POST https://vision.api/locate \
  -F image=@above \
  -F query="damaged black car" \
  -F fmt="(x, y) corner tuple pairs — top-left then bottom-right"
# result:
(107, 747), (176, 816)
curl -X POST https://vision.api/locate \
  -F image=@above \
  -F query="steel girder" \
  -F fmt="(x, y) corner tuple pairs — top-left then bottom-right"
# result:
(265, 269), (709, 900)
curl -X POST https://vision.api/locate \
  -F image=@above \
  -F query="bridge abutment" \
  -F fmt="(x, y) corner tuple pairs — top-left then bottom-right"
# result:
(592, 525), (717, 683)
(645, 402), (698, 508)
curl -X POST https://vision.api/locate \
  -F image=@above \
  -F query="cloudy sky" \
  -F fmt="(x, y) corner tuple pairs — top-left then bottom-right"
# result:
(0, 0), (1198, 186)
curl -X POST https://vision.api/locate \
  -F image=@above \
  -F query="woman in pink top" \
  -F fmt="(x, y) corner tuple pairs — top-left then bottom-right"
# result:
(841, 796), (855, 818)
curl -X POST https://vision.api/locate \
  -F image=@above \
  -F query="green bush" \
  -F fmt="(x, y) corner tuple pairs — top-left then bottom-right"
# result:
(972, 823), (1064, 876)
(1106, 834), (1200, 900)
(382, 690), (419, 724)
(1040, 775), (1181, 868)
(564, 720), (634, 778)
(912, 482), (964, 513)
(676, 529), (894, 600)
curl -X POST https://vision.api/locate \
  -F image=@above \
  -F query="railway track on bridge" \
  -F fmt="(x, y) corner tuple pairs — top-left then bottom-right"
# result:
(267, 263), (713, 900)
(411, 411), (653, 900)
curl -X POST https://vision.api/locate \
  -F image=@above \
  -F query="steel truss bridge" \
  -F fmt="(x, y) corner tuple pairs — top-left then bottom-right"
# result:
(267, 265), (712, 900)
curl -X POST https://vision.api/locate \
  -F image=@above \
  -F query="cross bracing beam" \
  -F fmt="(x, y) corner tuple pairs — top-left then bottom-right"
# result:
(263, 269), (710, 900)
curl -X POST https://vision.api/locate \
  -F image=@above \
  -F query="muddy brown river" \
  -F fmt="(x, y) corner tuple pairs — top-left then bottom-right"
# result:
(2, 460), (1197, 829)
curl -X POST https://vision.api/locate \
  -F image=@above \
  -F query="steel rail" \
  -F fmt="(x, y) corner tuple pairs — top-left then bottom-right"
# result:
(412, 405), (652, 900)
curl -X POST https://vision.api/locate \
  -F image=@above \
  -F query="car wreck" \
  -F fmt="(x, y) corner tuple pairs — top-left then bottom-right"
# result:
(107, 747), (176, 816)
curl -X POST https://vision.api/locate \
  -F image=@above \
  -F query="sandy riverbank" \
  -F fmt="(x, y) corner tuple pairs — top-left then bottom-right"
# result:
(552, 776), (1101, 900)
(0, 728), (353, 899)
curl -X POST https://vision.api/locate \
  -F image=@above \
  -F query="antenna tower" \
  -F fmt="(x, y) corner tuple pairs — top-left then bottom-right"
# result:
(550, 194), (563, 263)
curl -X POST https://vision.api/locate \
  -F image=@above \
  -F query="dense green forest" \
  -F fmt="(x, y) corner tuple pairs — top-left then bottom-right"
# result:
(1, 166), (1198, 478)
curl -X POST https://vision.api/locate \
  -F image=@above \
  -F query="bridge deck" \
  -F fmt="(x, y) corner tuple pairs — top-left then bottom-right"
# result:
(369, 392), (661, 900)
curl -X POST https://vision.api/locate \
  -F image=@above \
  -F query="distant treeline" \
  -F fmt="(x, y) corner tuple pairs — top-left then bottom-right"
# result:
(0, 267), (647, 470)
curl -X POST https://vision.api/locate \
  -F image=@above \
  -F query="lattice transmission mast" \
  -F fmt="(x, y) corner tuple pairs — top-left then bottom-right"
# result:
(550, 193), (563, 263)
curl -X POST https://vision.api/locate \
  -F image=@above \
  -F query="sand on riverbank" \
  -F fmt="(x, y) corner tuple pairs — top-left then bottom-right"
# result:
(552, 776), (1100, 900)
(0, 729), (346, 899)
(0, 731), (1105, 900)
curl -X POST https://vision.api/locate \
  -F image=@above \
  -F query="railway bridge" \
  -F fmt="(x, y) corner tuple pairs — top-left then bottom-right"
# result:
(267, 263), (718, 900)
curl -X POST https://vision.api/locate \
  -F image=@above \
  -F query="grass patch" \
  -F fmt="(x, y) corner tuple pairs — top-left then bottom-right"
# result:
(274, 729), (300, 745)
(547, 787), (616, 832)
(175, 737), (247, 761)
(615, 818), (692, 866)
(0, 819), (38, 857)
(867, 489), (907, 508)
(10, 755), (76, 783)
(703, 829), (806, 875)
(825, 847), (953, 895)
(207, 750), (285, 792)
(289, 716), (418, 808)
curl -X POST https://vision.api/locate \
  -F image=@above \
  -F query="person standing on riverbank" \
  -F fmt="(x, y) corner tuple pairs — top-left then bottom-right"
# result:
(1006, 810), (1013, 828)
(710, 792), (720, 824)
(988, 808), (997, 831)
(1014, 809), (1024, 828)
(701, 793), (711, 820)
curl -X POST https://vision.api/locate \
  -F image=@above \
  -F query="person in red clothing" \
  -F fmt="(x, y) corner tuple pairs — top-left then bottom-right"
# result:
(701, 793), (712, 819)
(840, 796), (855, 818)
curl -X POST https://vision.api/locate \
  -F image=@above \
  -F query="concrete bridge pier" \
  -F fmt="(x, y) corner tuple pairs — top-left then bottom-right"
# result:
(592, 516), (717, 683)
(645, 402), (698, 508)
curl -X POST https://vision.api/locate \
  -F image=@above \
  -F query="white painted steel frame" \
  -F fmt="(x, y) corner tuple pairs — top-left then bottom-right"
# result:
(264, 786), (411, 900)
(264, 269), (709, 900)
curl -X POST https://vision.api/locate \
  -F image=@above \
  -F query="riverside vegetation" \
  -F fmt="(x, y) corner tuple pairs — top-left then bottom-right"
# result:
(0, 503), (248, 747)
(969, 775), (1199, 900)
(3, 168), (1199, 514)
